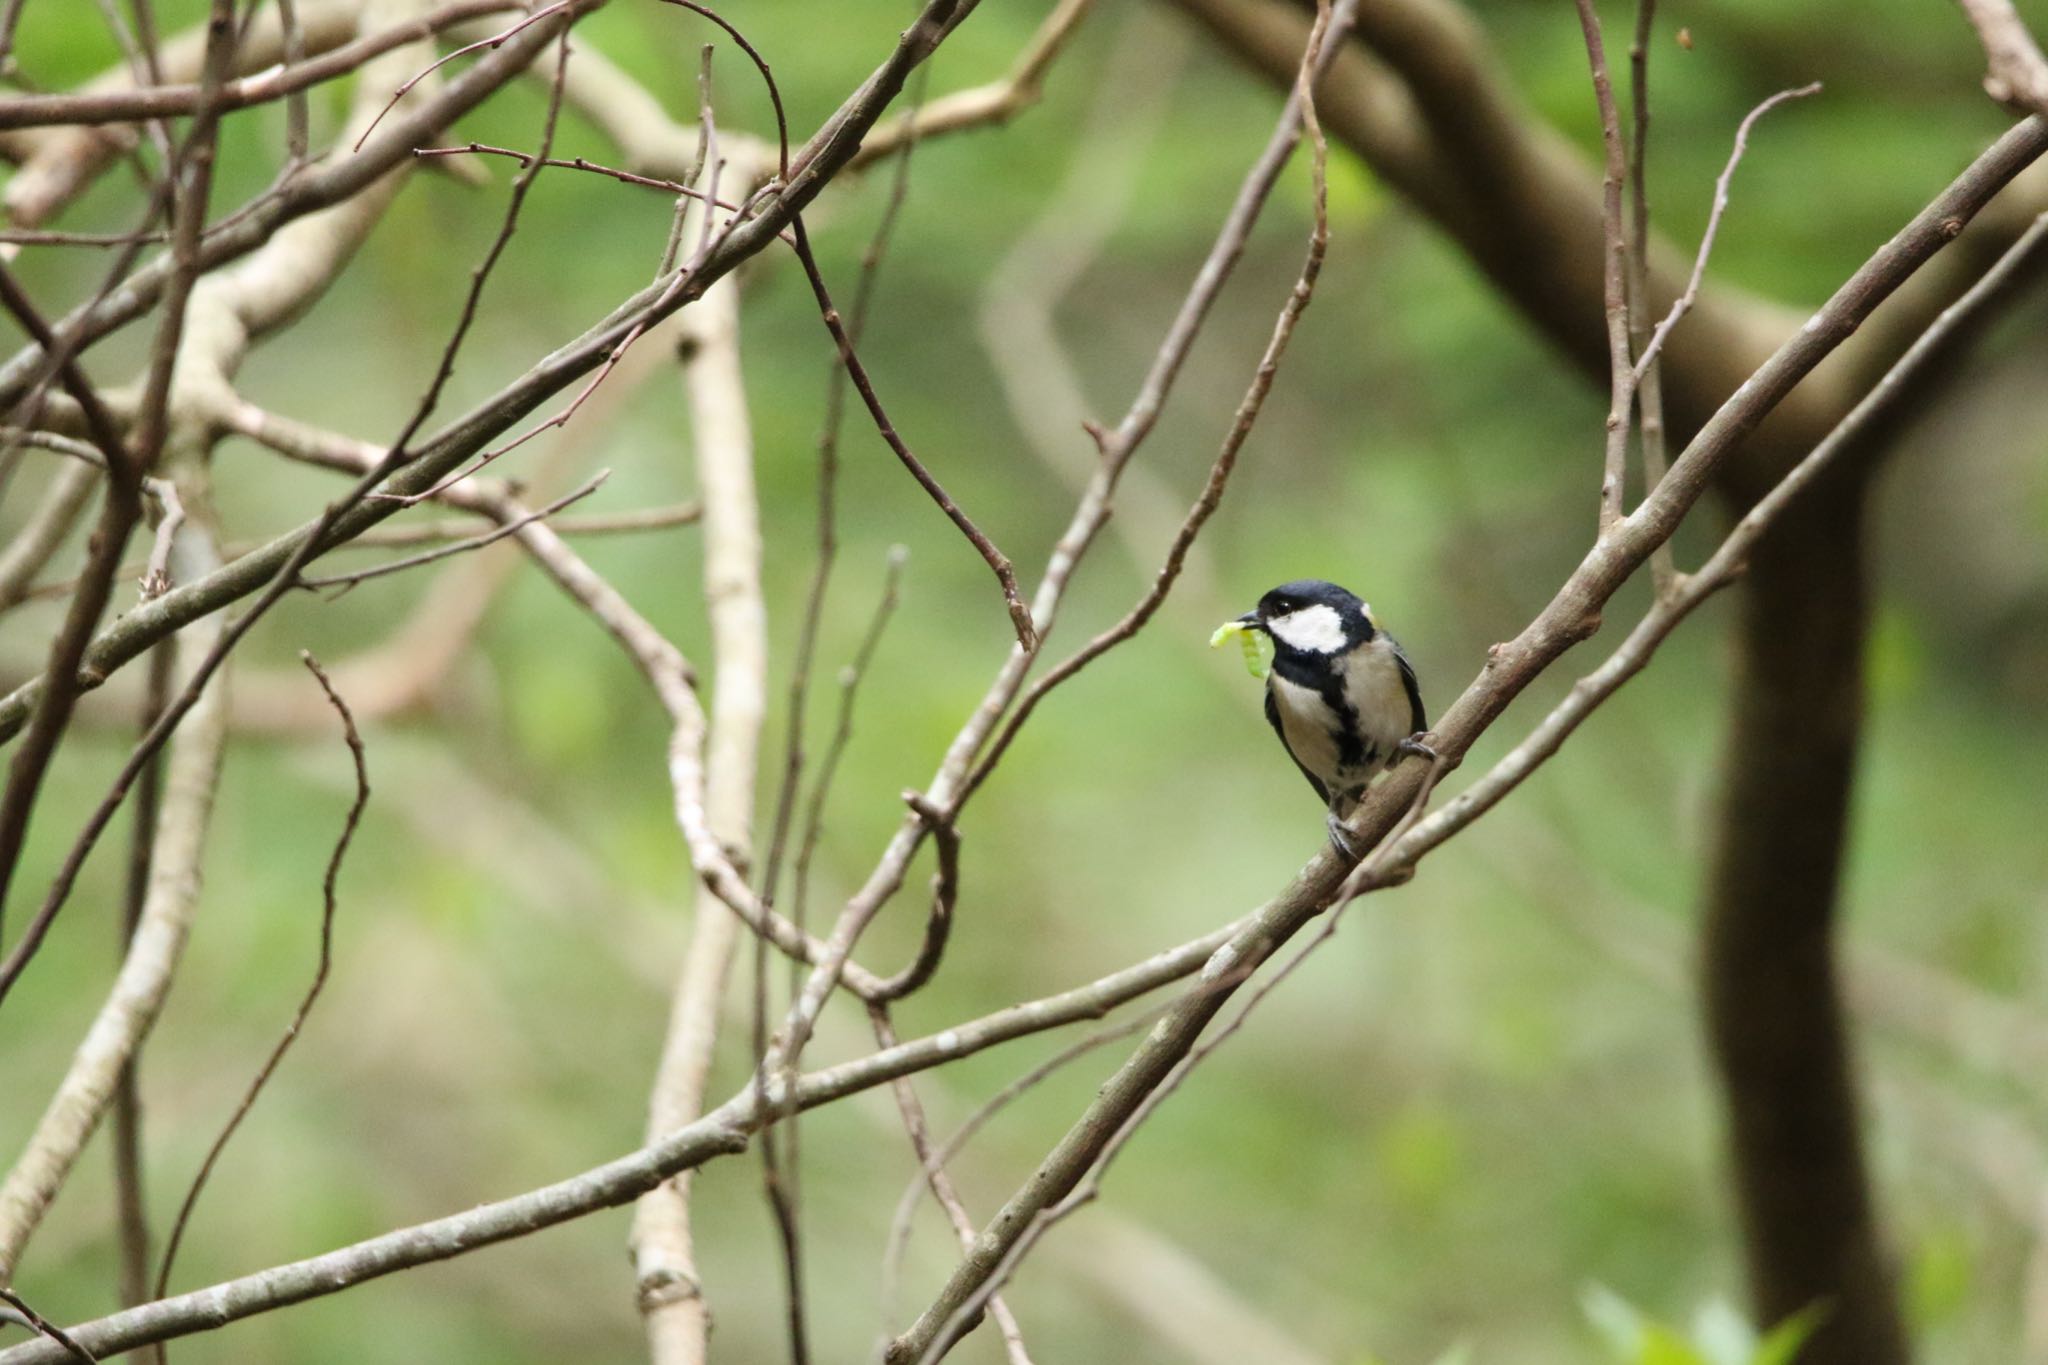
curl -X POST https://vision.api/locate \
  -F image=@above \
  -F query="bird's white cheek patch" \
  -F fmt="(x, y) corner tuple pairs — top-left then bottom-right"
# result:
(1267, 603), (1346, 653)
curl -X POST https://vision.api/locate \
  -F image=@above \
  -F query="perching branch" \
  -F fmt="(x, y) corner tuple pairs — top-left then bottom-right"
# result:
(884, 111), (2048, 1365)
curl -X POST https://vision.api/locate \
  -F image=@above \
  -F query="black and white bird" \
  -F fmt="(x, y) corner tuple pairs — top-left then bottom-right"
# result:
(1216, 579), (1433, 856)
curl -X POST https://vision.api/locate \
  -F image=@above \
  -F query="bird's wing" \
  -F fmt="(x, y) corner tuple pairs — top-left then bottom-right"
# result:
(1265, 683), (1331, 804)
(1393, 639), (1427, 735)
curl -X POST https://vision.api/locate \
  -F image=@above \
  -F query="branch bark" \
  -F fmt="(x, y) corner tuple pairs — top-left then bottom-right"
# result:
(0, 921), (1239, 1363)
(0, 501), (226, 1283)
(0, 0), (982, 746)
(1156, 3), (2048, 1359)
(884, 112), (2048, 1364)
(626, 259), (766, 1362)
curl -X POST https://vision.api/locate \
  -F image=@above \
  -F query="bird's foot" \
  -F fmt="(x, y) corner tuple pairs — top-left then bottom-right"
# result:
(1325, 809), (1359, 861)
(1395, 733), (1439, 764)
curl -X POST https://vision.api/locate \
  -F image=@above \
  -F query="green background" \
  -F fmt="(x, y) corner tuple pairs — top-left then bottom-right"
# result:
(3, 0), (2047, 1361)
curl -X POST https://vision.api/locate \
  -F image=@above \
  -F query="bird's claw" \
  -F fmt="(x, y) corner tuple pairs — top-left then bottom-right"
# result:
(1396, 733), (1439, 764)
(1325, 810), (1359, 861)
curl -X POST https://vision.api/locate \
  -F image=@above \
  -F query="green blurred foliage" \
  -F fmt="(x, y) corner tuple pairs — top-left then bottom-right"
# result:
(2, 0), (2046, 1362)
(1582, 1285), (1821, 1365)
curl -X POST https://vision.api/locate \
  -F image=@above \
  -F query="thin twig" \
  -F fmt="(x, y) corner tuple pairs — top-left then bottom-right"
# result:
(298, 472), (607, 591)
(379, 20), (577, 471)
(0, 1292), (94, 1365)
(350, 0), (568, 152)
(1573, 0), (1635, 535)
(138, 477), (183, 598)
(867, 793), (957, 1001)
(783, 220), (1035, 650)
(1629, 82), (1822, 384)
(151, 654), (369, 1299)
(877, 1007), (1158, 1357)
(0, 227), (170, 247)
(965, 28), (1336, 797)
(788, 547), (908, 987)
(110, 643), (174, 1341)
(1625, 0), (1675, 592)
(0, 917), (1237, 1362)
(411, 142), (771, 226)
(869, 1007), (1035, 1365)
(0, 1), (520, 129)
(0, 0), (961, 744)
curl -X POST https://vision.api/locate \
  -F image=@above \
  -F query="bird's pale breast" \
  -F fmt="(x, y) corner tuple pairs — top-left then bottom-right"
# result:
(1342, 637), (1415, 755)
(1267, 672), (1343, 786)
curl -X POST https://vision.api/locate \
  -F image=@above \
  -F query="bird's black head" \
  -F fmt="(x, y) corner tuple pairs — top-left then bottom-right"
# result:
(1236, 579), (1377, 656)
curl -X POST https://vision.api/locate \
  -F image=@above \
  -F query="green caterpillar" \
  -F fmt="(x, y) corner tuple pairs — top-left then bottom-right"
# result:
(1209, 620), (1274, 680)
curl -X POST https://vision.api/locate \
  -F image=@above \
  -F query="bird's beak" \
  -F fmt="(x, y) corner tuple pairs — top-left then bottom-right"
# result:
(1234, 610), (1263, 632)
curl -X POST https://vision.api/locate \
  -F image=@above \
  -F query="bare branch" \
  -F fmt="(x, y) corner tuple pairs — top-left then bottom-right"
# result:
(0, 921), (1242, 1363)
(1630, 83), (1822, 385)
(870, 1008), (1035, 1365)
(296, 473), (607, 591)
(1624, 0), (1674, 591)
(853, 0), (1097, 169)
(0, 462), (97, 612)
(786, 219), (1035, 649)
(0, 0), (520, 129)
(0, 512), (227, 1281)
(884, 108), (2048, 1365)
(150, 653), (369, 1298)
(412, 142), (769, 224)
(757, 0), (1359, 1108)
(628, 250), (768, 1365)
(0, 1292), (94, 1365)
(1351, 209), (2048, 896)
(0, 0), (980, 744)
(1954, 0), (2048, 115)
(1571, 0), (1635, 535)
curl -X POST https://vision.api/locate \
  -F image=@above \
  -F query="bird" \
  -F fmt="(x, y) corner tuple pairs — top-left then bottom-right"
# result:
(1214, 579), (1434, 857)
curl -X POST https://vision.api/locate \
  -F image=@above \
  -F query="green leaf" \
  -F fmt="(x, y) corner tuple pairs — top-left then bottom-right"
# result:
(1752, 1306), (1826, 1365)
(1638, 1324), (1710, 1365)
(1907, 1227), (1973, 1327)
